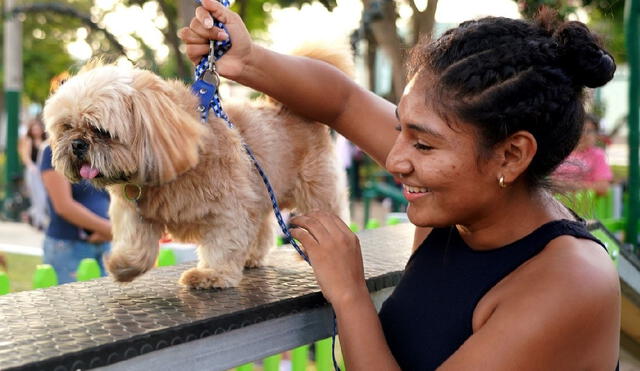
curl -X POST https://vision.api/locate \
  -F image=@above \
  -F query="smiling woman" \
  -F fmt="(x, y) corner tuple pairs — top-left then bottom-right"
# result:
(181, 1), (620, 370)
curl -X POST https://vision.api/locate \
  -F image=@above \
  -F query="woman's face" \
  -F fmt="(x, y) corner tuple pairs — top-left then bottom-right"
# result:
(30, 122), (44, 138)
(386, 76), (503, 228)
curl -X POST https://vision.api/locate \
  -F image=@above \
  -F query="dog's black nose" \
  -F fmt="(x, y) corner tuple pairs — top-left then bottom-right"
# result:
(72, 139), (88, 158)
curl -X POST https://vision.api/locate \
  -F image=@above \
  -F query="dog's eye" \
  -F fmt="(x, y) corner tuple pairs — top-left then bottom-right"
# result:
(92, 126), (111, 140)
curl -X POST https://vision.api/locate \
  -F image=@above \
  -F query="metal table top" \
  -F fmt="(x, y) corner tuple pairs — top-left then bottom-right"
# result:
(0, 224), (414, 371)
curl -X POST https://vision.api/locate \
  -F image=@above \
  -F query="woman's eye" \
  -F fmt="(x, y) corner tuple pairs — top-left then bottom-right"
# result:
(414, 143), (433, 151)
(394, 125), (401, 132)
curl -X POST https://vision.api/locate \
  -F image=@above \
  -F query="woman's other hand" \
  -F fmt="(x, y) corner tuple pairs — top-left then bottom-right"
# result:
(290, 211), (369, 308)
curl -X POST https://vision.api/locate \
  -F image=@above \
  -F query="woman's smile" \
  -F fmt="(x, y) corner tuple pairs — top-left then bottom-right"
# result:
(402, 183), (430, 201)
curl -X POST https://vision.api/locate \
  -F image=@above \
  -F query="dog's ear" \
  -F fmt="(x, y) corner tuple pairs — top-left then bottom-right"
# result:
(130, 71), (205, 184)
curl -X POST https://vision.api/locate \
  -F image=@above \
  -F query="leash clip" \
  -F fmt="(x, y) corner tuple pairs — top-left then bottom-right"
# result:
(203, 39), (221, 87)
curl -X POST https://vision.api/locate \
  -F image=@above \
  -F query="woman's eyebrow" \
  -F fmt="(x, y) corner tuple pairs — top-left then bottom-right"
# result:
(406, 123), (445, 140)
(397, 107), (444, 139)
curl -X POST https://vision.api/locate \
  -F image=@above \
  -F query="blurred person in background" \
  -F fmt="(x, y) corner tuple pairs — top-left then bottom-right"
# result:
(39, 143), (112, 284)
(553, 113), (613, 196)
(18, 116), (49, 230)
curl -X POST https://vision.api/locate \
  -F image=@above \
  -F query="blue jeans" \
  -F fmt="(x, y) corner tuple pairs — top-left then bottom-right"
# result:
(43, 236), (111, 284)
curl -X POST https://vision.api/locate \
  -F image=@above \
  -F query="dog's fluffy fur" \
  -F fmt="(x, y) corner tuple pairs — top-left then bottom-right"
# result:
(43, 46), (350, 289)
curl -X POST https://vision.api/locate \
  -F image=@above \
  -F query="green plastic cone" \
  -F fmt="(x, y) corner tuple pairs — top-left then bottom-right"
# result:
(235, 363), (254, 371)
(157, 248), (177, 267)
(33, 264), (58, 289)
(348, 223), (360, 233)
(387, 216), (401, 226)
(291, 345), (309, 371)
(0, 272), (9, 295)
(365, 218), (381, 230)
(262, 353), (281, 371)
(76, 258), (101, 282)
(315, 337), (332, 371)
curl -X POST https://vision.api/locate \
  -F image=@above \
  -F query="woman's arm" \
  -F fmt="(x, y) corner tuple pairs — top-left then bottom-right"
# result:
(179, 0), (398, 166)
(41, 169), (112, 239)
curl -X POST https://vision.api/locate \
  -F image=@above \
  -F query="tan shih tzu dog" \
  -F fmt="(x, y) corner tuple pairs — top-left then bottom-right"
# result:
(43, 47), (351, 289)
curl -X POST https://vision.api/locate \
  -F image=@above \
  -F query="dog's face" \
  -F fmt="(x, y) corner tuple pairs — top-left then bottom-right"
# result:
(43, 64), (205, 188)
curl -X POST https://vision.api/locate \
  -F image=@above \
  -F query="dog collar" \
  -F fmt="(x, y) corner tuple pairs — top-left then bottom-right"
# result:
(123, 183), (142, 202)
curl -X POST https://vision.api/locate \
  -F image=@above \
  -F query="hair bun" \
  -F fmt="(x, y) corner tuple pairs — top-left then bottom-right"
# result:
(552, 21), (616, 88)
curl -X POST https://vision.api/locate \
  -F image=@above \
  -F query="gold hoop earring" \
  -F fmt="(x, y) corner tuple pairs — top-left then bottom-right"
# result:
(498, 176), (506, 188)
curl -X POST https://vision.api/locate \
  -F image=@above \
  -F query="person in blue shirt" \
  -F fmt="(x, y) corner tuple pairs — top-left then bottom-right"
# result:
(39, 144), (112, 284)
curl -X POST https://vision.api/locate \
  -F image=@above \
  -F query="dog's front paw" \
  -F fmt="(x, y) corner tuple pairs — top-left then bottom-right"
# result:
(179, 267), (242, 289)
(244, 255), (267, 269)
(105, 253), (151, 282)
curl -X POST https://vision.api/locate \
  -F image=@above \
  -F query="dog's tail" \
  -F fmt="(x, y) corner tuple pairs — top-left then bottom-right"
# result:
(290, 41), (355, 79)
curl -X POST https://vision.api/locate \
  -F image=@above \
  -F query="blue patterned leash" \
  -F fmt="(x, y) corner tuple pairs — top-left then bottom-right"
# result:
(191, 3), (342, 370)
(191, 2), (308, 265)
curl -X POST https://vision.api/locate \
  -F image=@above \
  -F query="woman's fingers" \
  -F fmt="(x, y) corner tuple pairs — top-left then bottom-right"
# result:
(187, 14), (228, 41)
(290, 214), (332, 245)
(182, 43), (209, 64)
(179, 21), (228, 64)
(289, 228), (316, 254)
(200, 0), (232, 24)
(195, 6), (214, 29)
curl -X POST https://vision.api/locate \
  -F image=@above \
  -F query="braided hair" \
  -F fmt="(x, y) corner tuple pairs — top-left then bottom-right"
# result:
(407, 10), (616, 187)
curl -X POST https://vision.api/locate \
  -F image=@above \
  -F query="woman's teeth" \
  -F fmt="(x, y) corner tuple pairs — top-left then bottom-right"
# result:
(404, 185), (429, 193)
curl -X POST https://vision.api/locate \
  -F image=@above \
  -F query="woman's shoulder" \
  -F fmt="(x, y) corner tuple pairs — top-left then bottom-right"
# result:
(496, 233), (619, 335)
(542, 232), (618, 286)
(481, 229), (618, 311)
(468, 234), (620, 369)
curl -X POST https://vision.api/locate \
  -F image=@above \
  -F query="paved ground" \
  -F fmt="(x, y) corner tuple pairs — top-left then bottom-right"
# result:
(0, 221), (43, 255)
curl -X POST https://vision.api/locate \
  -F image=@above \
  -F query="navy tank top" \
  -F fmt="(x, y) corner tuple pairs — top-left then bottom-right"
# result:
(378, 219), (608, 370)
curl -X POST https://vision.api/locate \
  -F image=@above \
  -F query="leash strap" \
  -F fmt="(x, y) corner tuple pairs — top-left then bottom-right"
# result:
(191, 1), (309, 264)
(191, 2), (342, 370)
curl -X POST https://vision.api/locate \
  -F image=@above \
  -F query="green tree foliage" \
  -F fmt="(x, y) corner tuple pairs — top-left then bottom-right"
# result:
(584, 0), (626, 63)
(234, 0), (336, 33)
(2, 1), (129, 106)
(0, 10), (77, 105)
(22, 29), (75, 105)
(513, 0), (626, 63)
(3, 0), (340, 106)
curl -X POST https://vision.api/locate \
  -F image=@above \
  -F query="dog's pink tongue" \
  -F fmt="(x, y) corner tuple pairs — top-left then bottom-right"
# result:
(80, 164), (99, 179)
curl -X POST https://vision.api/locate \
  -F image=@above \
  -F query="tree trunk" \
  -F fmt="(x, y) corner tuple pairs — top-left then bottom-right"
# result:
(177, 0), (197, 28)
(363, 0), (406, 102)
(411, 0), (438, 45)
(160, 0), (190, 81)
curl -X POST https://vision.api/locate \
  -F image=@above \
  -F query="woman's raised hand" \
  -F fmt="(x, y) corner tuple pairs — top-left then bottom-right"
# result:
(178, 0), (254, 80)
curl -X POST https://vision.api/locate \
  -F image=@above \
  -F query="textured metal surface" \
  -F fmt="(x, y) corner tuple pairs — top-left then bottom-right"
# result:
(0, 224), (413, 371)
